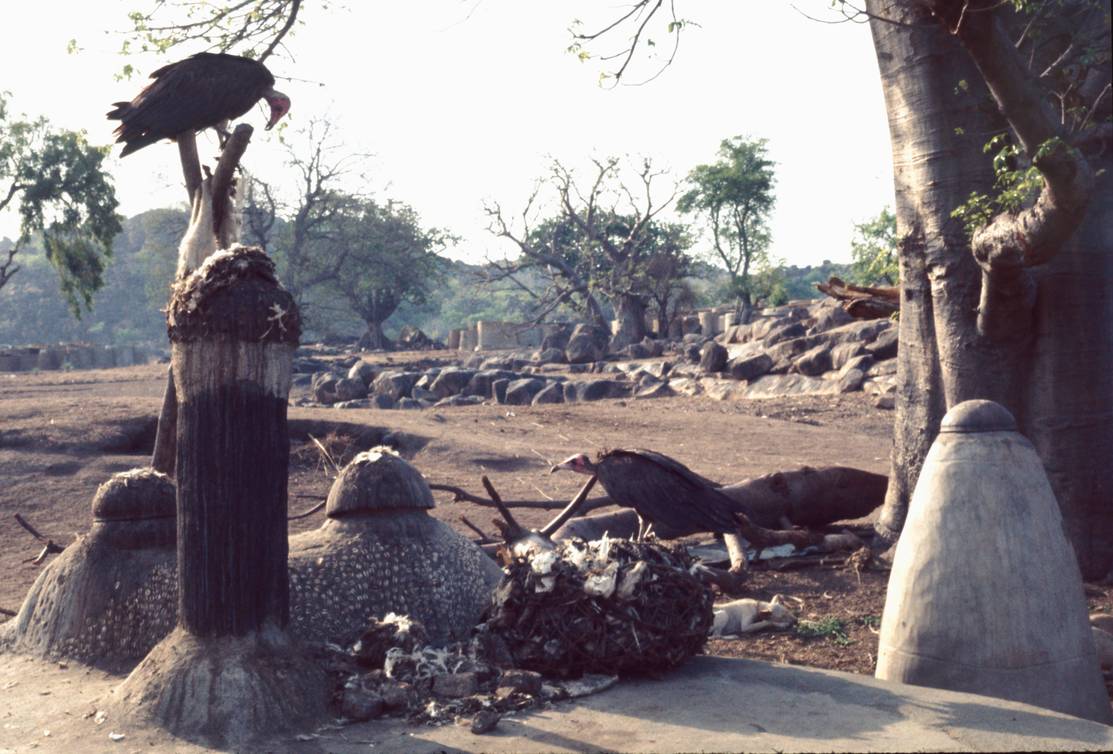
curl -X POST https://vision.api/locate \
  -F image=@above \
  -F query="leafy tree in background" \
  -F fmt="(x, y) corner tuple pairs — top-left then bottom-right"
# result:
(849, 207), (898, 285)
(325, 199), (448, 350)
(0, 94), (122, 315)
(638, 222), (694, 335)
(488, 157), (689, 346)
(503, 211), (611, 327)
(677, 136), (776, 323)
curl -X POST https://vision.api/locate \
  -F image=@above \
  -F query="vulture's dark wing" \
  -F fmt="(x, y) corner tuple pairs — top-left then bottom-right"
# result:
(618, 448), (724, 489)
(109, 53), (274, 155)
(596, 449), (742, 536)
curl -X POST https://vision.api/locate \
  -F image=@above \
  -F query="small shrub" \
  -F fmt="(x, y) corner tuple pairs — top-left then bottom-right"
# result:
(796, 616), (852, 646)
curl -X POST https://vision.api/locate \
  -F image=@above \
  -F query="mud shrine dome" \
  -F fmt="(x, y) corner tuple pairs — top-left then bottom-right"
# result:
(288, 447), (502, 644)
(0, 468), (178, 666)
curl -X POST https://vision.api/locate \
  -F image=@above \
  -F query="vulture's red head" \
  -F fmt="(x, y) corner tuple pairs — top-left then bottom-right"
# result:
(264, 89), (291, 130)
(550, 453), (597, 475)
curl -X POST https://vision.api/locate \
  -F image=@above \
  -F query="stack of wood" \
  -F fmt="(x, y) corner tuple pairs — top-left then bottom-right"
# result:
(816, 277), (899, 319)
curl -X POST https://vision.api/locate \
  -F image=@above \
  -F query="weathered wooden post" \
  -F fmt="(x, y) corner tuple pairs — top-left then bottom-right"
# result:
(112, 246), (327, 745)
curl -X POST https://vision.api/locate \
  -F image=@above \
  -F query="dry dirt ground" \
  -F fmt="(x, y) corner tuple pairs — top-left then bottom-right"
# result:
(2, 354), (1111, 744)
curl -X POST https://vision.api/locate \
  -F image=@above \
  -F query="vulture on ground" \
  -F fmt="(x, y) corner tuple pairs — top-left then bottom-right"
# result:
(107, 52), (291, 156)
(551, 448), (752, 593)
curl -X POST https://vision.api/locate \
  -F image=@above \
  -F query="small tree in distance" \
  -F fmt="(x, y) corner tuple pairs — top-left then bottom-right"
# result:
(326, 199), (448, 350)
(849, 207), (898, 286)
(677, 136), (776, 323)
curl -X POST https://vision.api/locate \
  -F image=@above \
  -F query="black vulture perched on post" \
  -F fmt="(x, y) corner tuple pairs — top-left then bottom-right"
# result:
(107, 52), (290, 157)
(551, 448), (752, 593)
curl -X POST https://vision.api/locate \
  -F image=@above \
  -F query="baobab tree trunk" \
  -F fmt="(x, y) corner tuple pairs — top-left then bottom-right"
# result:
(358, 320), (389, 350)
(868, 1), (1113, 578)
(611, 293), (647, 349)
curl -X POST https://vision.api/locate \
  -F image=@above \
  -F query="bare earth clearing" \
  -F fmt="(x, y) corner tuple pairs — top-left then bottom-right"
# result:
(2, 355), (1110, 750)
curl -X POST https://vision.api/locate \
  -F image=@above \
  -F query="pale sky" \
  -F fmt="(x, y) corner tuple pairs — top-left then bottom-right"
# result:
(0, 1), (894, 268)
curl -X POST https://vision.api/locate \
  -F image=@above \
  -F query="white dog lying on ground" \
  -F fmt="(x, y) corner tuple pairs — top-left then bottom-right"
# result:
(710, 595), (798, 637)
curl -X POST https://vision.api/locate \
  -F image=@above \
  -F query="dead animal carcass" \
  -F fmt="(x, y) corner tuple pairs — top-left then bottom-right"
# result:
(710, 595), (797, 637)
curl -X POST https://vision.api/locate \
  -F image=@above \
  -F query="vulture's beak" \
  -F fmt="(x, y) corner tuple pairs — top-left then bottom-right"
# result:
(549, 463), (569, 474)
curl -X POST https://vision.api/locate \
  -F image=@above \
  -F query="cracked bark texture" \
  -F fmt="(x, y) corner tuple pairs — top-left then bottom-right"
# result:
(868, 0), (1113, 578)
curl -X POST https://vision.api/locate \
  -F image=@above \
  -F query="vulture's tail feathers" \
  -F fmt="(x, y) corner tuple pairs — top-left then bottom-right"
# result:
(117, 134), (161, 157)
(106, 102), (132, 121)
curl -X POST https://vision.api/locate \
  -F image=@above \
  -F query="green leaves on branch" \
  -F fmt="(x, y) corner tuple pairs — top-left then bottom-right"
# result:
(951, 133), (1052, 238)
(115, 0), (311, 70)
(0, 94), (122, 315)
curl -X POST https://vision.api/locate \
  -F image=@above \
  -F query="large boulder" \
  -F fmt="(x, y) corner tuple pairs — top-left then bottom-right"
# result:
(334, 377), (369, 402)
(573, 379), (632, 401)
(763, 321), (806, 348)
(396, 325), (437, 350)
(412, 386), (437, 402)
(622, 341), (652, 360)
(434, 394), (484, 408)
(825, 318), (893, 347)
(837, 368), (867, 393)
(726, 352), (774, 382)
(794, 344), (833, 376)
(744, 373), (840, 399)
(372, 371), (421, 401)
(635, 381), (676, 399)
(765, 337), (812, 372)
(717, 323), (752, 344)
(491, 378), (512, 404)
(540, 325), (573, 352)
(504, 378), (546, 405)
(830, 342), (867, 371)
(839, 353), (875, 378)
(429, 367), (476, 399)
(808, 301), (854, 334)
(640, 337), (664, 357)
(565, 334), (604, 364)
(466, 369), (517, 398)
(699, 341), (728, 373)
(312, 372), (341, 404)
(866, 326), (899, 360)
(347, 360), (377, 386)
(532, 347), (566, 365)
(531, 382), (565, 405)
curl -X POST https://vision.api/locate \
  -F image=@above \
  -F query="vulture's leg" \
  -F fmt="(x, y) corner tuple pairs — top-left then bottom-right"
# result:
(694, 564), (747, 596)
(636, 514), (650, 542)
(693, 531), (749, 596)
(723, 530), (749, 577)
(643, 521), (656, 540)
(214, 119), (232, 149)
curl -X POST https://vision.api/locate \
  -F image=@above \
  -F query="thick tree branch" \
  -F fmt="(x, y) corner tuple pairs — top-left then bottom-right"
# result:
(259, 0), (301, 63)
(177, 133), (203, 205)
(931, 1), (1095, 339)
(212, 124), (253, 247)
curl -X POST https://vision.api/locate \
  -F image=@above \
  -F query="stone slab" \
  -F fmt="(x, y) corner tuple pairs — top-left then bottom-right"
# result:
(3, 654), (1109, 753)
